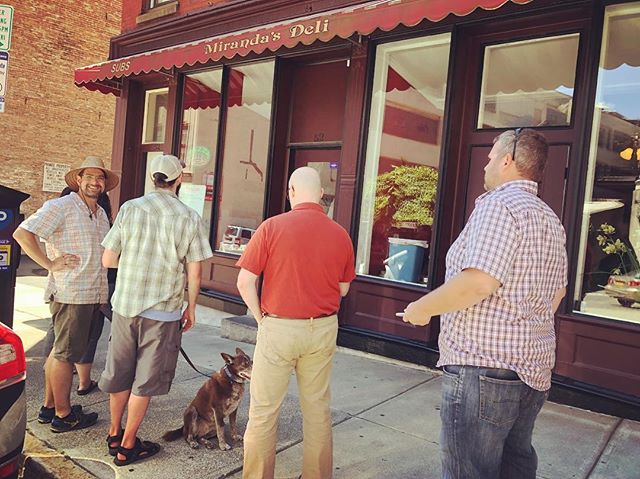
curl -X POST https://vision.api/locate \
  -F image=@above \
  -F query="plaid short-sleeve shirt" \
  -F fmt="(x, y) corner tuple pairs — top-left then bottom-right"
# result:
(437, 180), (567, 391)
(102, 189), (213, 318)
(19, 193), (110, 304)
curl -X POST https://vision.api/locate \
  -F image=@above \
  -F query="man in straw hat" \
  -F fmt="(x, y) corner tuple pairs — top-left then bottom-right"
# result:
(99, 154), (213, 466)
(14, 156), (119, 432)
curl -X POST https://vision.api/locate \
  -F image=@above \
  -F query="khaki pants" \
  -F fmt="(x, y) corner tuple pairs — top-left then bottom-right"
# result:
(243, 315), (338, 479)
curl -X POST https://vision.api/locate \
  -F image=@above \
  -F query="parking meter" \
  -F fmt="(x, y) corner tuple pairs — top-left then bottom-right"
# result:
(0, 185), (30, 328)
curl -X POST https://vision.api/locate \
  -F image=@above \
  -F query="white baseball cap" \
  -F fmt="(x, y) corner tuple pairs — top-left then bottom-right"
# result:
(150, 154), (183, 181)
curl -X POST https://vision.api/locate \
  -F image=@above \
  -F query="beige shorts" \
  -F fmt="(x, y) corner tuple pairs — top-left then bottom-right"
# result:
(50, 301), (102, 363)
(98, 312), (182, 397)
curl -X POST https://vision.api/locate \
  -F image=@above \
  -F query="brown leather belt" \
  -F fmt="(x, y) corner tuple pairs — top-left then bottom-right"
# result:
(264, 312), (337, 320)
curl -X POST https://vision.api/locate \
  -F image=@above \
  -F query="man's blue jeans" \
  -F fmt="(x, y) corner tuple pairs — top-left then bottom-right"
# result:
(440, 365), (548, 479)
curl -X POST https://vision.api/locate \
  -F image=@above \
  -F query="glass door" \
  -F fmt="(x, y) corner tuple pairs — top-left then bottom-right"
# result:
(288, 147), (341, 217)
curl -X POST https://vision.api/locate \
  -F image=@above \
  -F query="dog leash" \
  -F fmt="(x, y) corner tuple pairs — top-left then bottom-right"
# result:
(179, 347), (213, 379)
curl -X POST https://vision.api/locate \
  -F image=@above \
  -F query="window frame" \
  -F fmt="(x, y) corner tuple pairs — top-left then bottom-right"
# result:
(176, 67), (225, 235)
(475, 32), (582, 131)
(144, 0), (177, 11)
(353, 32), (454, 289)
(175, 59), (278, 255)
(571, 1), (640, 324)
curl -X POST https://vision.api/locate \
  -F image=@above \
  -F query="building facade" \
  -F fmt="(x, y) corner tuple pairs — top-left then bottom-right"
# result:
(76, 0), (640, 413)
(1, 0), (120, 216)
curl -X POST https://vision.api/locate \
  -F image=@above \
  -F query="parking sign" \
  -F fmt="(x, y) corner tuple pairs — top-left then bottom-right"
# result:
(0, 51), (7, 97)
(0, 5), (13, 51)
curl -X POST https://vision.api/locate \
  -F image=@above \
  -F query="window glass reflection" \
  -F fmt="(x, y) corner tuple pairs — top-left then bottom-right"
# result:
(356, 34), (451, 285)
(178, 69), (223, 232)
(478, 34), (579, 128)
(215, 61), (275, 254)
(292, 149), (341, 218)
(142, 88), (169, 144)
(574, 3), (640, 324)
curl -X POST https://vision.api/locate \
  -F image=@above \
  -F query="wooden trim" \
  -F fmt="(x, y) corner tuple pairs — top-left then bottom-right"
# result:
(334, 38), (368, 232)
(118, 80), (145, 206)
(209, 66), (230, 247)
(266, 58), (294, 219)
(555, 313), (640, 396)
(109, 83), (130, 214)
(561, 0), (606, 318)
(286, 141), (342, 149)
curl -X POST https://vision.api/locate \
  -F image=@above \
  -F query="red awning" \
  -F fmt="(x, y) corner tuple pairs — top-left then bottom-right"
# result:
(182, 69), (244, 109)
(75, 0), (532, 95)
(183, 77), (221, 110)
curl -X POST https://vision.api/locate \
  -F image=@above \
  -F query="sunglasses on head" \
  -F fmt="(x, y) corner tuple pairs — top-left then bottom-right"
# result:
(511, 127), (523, 162)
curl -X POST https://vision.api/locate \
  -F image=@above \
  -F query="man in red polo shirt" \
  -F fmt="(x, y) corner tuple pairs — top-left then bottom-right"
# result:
(236, 166), (355, 479)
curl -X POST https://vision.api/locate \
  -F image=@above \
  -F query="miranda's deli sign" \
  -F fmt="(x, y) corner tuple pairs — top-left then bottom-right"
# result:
(107, 18), (332, 75)
(203, 18), (330, 55)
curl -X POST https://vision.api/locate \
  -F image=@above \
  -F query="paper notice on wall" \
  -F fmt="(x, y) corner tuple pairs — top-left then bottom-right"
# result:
(179, 183), (206, 217)
(43, 162), (71, 193)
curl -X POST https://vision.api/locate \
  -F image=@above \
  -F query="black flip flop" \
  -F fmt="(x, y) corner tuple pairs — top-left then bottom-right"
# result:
(114, 438), (160, 466)
(77, 380), (99, 396)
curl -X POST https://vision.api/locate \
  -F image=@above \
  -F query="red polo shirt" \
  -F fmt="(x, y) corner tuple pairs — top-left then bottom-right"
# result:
(236, 203), (356, 318)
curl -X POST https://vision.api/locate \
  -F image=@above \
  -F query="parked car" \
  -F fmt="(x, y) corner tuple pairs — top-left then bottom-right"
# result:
(0, 323), (26, 479)
(219, 225), (255, 253)
(604, 272), (640, 307)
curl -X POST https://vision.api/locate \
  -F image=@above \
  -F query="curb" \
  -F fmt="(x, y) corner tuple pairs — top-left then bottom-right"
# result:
(21, 431), (98, 479)
(221, 315), (258, 344)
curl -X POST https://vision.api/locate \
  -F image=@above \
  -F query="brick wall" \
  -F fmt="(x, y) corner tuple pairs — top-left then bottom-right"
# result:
(0, 0), (121, 217)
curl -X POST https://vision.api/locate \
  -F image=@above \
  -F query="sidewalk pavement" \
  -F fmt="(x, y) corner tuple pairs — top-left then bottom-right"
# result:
(13, 261), (640, 479)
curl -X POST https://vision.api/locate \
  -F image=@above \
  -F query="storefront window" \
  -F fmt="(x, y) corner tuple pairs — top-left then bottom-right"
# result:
(142, 88), (169, 144)
(150, 0), (174, 7)
(215, 61), (275, 254)
(477, 34), (579, 128)
(178, 69), (223, 232)
(356, 34), (451, 286)
(574, 3), (640, 324)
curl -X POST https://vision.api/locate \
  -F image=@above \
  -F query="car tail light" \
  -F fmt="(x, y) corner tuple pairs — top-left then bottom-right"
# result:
(628, 280), (640, 287)
(0, 456), (20, 478)
(0, 325), (26, 389)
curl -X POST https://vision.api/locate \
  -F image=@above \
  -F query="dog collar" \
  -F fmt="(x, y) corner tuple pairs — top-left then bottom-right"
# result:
(223, 364), (245, 384)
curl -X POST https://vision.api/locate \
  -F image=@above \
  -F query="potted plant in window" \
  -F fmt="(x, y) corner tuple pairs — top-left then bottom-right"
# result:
(373, 164), (439, 282)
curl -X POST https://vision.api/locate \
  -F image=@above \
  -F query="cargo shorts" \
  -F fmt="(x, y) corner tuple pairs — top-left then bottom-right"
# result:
(50, 301), (102, 363)
(98, 312), (182, 397)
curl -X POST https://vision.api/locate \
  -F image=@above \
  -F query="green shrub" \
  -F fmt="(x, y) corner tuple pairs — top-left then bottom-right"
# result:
(374, 165), (439, 227)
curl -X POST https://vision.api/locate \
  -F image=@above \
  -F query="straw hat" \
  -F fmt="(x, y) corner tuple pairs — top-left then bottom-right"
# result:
(65, 156), (119, 192)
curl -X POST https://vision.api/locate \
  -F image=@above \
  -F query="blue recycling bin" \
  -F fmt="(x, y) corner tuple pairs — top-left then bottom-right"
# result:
(385, 238), (429, 283)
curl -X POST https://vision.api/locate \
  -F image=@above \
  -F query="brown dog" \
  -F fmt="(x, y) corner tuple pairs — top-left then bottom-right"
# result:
(162, 348), (252, 450)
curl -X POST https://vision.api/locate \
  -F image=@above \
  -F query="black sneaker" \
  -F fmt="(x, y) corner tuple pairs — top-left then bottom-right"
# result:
(38, 404), (83, 424)
(50, 410), (98, 433)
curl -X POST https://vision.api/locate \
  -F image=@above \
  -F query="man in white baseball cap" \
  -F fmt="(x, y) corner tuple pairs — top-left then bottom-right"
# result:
(99, 153), (213, 466)
(149, 154), (183, 183)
